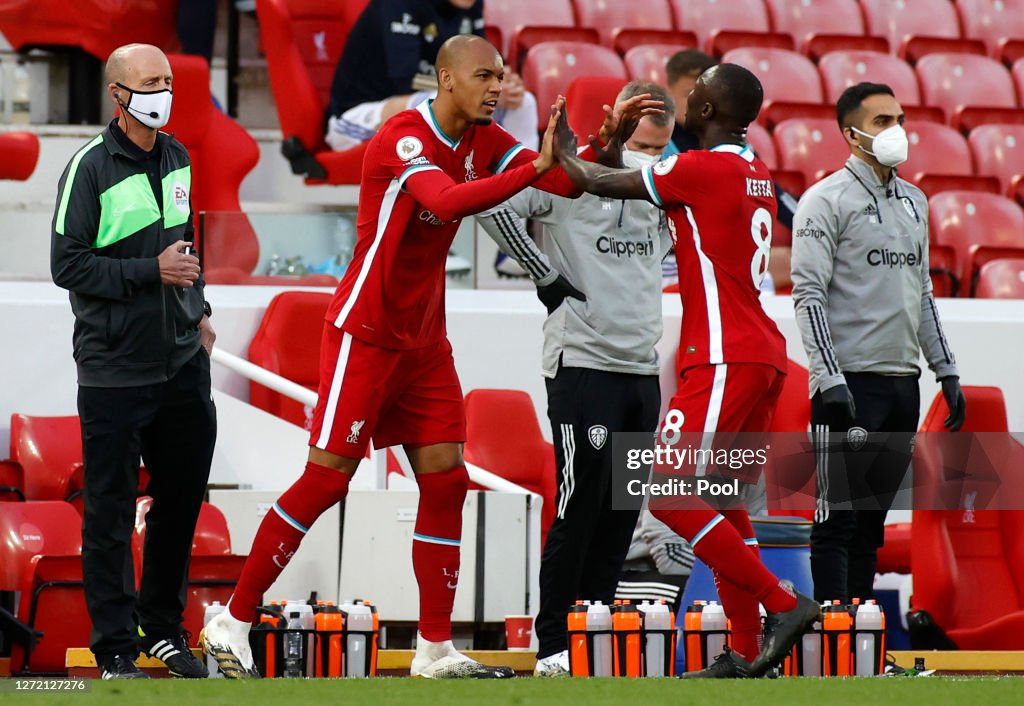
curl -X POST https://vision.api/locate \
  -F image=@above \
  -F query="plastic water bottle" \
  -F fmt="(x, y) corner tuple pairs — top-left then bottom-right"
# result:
(346, 604), (374, 677)
(203, 601), (226, 679)
(284, 600), (315, 676)
(586, 602), (613, 677)
(639, 600), (672, 677)
(701, 601), (727, 660)
(855, 601), (884, 676)
(283, 611), (305, 678)
(800, 617), (823, 677)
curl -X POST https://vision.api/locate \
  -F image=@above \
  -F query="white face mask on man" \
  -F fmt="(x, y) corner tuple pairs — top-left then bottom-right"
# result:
(116, 83), (173, 130)
(851, 124), (909, 167)
(622, 148), (661, 169)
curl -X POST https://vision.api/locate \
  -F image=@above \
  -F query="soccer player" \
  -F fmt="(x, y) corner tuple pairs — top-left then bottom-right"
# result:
(201, 34), (650, 679)
(551, 63), (820, 678)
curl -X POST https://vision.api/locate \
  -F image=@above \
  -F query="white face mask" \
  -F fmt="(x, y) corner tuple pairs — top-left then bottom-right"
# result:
(116, 83), (173, 130)
(851, 124), (908, 167)
(622, 149), (661, 169)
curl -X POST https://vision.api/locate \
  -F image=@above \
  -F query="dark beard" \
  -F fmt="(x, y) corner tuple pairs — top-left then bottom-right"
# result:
(473, 117), (493, 126)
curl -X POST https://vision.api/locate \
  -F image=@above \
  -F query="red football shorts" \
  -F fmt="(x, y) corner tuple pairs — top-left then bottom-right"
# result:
(659, 363), (785, 482)
(308, 324), (467, 457)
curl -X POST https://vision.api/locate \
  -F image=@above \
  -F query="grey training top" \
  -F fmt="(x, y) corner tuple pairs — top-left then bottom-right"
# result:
(478, 188), (671, 378)
(791, 155), (958, 396)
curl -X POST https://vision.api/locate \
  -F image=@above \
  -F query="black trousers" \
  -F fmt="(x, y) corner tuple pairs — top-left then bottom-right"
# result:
(535, 366), (660, 659)
(809, 372), (919, 604)
(78, 350), (216, 658)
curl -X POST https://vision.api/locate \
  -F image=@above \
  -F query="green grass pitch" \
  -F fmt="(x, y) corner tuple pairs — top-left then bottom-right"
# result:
(5, 677), (1024, 706)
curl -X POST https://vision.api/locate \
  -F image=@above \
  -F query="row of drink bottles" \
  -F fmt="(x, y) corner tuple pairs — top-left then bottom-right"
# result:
(682, 598), (887, 677)
(566, 599), (676, 677)
(203, 599), (379, 679)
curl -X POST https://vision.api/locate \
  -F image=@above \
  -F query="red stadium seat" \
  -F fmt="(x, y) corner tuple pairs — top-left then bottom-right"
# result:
(773, 117), (849, 187)
(763, 360), (816, 519)
(572, 0), (675, 47)
(928, 191), (1024, 292)
(0, 132), (39, 181)
(913, 174), (1001, 198)
(747, 122), (777, 169)
(720, 48), (823, 125)
(956, 0), (1024, 57)
(1000, 40), (1024, 67)
(969, 124), (1024, 194)
(565, 77), (627, 143)
(912, 386), (1024, 649)
(521, 41), (627, 131)
(0, 500), (87, 674)
(974, 258), (1024, 298)
(929, 244), (960, 298)
(256, 0), (368, 184)
(623, 44), (693, 85)
(707, 31), (796, 58)
(9, 414), (82, 501)
(0, 1), (176, 63)
(484, 0), (576, 59)
(915, 53), (1018, 126)
(0, 459), (25, 501)
(803, 35), (889, 63)
(860, 0), (962, 57)
(508, 26), (601, 73)
(763, 0), (866, 53)
(1014, 58), (1024, 106)
(613, 30), (697, 57)
(817, 51), (921, 105)
(899, 36), (989, 65)
(463, 389), (557, 544)
(900, 122), (974, 184)
(164, 55), (259, 250)
(668, 0), (771, 49)
(247, 291), (332, 429)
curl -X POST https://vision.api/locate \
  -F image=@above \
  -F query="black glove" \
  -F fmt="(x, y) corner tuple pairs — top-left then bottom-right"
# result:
(940, 376), (967, 431)
(821, 383), (857, 427)
(536, 274), (586, 314)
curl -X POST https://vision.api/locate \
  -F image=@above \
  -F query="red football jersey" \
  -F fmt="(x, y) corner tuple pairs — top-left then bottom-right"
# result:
(327, 100), (560, 349)
(641, 144), (787, 373)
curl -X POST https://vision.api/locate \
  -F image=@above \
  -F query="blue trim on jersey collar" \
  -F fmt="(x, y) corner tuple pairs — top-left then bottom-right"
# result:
(710, 143), (755, 162)
(416, 100), (461, 150)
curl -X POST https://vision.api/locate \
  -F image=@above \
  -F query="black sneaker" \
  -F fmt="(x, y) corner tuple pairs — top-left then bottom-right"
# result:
(139, 628), (209, 679)
(750, 590), (821, 677)
(99, 654), (150, 680)
(680, 647), (753, 679)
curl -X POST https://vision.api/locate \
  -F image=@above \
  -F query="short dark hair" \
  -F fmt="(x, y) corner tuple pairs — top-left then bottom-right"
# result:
(617, 80), (676, 126)
(836, 82), (895, 128)
(666, 49), (717, 86)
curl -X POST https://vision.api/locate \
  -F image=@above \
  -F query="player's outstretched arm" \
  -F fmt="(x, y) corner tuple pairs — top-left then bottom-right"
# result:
(552, 107), (649, 202)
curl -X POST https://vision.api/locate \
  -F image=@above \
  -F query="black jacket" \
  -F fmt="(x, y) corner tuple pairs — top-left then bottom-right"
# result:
(51, 120), (205, 388)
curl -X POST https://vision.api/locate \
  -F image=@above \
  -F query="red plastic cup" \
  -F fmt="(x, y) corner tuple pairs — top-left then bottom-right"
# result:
(505, 615), (533, 651)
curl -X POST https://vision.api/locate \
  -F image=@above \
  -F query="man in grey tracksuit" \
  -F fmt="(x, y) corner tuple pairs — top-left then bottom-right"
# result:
(477, 80), (675, 676)
(791, 82), (967, 603)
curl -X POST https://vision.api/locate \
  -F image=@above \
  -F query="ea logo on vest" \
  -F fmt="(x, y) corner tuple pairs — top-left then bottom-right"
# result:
(173, 182), (190, 214)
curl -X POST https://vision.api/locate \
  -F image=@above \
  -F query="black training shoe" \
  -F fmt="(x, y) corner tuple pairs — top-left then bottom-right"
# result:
(750, 590), (821, 677)
(140, 628), (209, 679)
(99, 654), (150, 680)
(680, 647), (753, 679)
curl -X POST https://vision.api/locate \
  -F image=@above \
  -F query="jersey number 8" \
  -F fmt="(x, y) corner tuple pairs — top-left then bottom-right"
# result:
(750, 207), (773, 290)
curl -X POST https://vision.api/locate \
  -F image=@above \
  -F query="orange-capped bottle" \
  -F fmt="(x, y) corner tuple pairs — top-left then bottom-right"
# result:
(822, 600), (853, 676)
(567, 601), (590, 676)
(683, 601), (706, 672)
(612, 601), (642, 677)
(363, 601), (379, 676)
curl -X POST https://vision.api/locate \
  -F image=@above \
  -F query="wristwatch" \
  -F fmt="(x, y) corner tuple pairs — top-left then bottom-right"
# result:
(203, 301), (212, 318)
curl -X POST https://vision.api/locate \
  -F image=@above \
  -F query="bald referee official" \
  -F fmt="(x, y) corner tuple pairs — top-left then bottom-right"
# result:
(791, 82), (966, 604)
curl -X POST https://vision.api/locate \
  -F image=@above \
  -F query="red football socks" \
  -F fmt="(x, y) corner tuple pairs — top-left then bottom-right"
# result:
(713, 509), (764, 660)
(412, 466), (469, 642)
(651, 504), (797, 614)
(228, 462), (351, 622)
